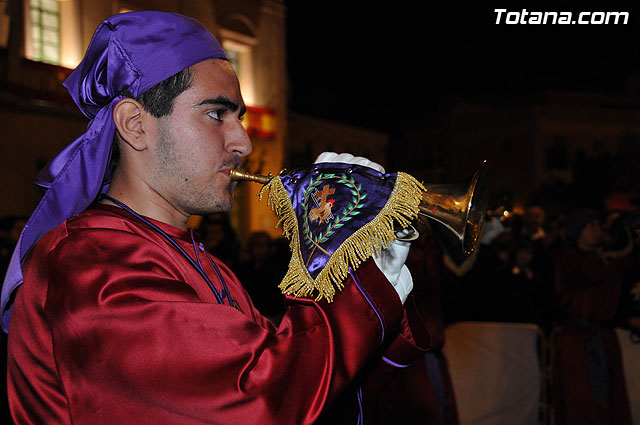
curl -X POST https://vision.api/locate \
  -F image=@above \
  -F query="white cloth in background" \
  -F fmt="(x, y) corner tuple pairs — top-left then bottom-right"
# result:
(615, 328), (640, 425)
(443, 322), (543, 425)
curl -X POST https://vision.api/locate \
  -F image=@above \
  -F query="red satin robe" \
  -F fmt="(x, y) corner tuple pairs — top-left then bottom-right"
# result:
(369, 230), (460, 425)
(7, 204), (428, 424)
(553, 246), (632, 425)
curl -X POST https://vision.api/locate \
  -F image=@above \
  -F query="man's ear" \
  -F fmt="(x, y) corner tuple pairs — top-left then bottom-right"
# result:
(113, 98), (148, 151)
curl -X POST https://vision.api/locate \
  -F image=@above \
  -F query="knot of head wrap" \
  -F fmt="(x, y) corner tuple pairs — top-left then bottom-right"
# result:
(1, 11), (227, 332)
(72, 32), (137, 119)
(81, 48), (111, 117)
(65, 18), (145, 119)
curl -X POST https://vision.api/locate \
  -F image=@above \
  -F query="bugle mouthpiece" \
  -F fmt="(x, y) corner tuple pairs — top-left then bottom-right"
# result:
(230, 169), (273, 184)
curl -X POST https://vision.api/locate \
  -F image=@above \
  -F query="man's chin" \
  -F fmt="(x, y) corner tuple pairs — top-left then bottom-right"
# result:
(210, 196), (235, 215)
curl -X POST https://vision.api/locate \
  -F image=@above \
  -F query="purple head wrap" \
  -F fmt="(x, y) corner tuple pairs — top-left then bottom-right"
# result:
(1, 11), (227, 332)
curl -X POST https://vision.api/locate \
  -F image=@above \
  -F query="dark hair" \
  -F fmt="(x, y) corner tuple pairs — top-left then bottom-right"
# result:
(136, 67), (193, 117)
(111, 67), (194, 170)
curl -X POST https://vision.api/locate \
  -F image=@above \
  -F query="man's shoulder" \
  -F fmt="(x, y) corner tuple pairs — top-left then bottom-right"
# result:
(66, 204), (144, 232)
(28, 204), (191, 282)
(37, 204), (156, 255)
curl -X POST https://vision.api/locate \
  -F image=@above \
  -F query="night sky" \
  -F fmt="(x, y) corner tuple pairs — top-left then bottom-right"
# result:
(285, 2), (640, 132)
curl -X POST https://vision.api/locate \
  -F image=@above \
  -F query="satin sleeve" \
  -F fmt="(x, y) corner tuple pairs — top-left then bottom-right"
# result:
(43, 227), (404, 425)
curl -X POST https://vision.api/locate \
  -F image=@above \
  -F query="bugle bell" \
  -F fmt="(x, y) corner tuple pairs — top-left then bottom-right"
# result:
(230, 161), (490, 256)
(417, 160), (489, 255)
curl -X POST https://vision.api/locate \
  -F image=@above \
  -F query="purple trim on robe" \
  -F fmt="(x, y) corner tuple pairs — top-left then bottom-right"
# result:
(356, 385), (364, 425)
(382, 355), (410, 368)
(350, 270), (385, 345)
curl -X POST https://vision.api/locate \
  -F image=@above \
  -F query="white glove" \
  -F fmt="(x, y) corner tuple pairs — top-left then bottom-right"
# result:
(371, 239), (413, 304)
(314, 152), (385, 173)
(314, 152), (413, 304)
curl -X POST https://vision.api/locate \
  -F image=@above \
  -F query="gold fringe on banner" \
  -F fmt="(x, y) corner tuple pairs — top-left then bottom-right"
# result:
(258, 172), (425, 303)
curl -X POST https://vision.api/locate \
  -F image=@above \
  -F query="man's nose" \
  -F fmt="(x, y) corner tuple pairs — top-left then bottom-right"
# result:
(226, 120), (253, 157)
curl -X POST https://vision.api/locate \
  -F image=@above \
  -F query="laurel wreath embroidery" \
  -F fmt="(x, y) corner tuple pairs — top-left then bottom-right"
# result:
(302, 173), (367, 250)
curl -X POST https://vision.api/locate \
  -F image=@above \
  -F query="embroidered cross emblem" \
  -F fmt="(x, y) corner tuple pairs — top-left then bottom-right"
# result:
(309, 184), (335, 223)
(302, 172), (367, 251)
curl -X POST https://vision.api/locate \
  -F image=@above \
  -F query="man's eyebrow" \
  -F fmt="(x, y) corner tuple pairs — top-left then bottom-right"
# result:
(196, 96), (246, 117)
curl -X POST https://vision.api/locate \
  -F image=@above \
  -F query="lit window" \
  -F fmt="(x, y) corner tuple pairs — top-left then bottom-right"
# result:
(0, 1), (10, 48)
(222, 39), (254, 105)
(226, 48), (240, 75)
(29, 0), (60, 65)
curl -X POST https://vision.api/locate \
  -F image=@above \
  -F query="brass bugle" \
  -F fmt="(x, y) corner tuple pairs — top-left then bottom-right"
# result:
(231, 162), (490, 256)
(230, 169), (273, 184)
(419, 160), (490, 255)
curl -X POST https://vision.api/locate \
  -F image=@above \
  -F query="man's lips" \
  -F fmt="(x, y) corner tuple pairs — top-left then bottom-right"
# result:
(219, 159), (242, 176)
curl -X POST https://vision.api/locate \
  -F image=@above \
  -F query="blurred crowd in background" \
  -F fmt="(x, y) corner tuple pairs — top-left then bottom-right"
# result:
(441, 196), (640, 334)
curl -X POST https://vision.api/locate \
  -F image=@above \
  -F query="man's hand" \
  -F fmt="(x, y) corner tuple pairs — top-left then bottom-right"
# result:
(314, 152), (385, 173)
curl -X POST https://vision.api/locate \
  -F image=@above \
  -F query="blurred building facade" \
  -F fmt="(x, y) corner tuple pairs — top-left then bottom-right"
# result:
(390, 91), (640, 215)
(0, 0), (287, 242)
(287, 112), (389, 170)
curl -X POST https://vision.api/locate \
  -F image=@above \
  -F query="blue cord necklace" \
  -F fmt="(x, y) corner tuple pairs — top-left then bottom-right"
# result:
(101, 195), (235, 307)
